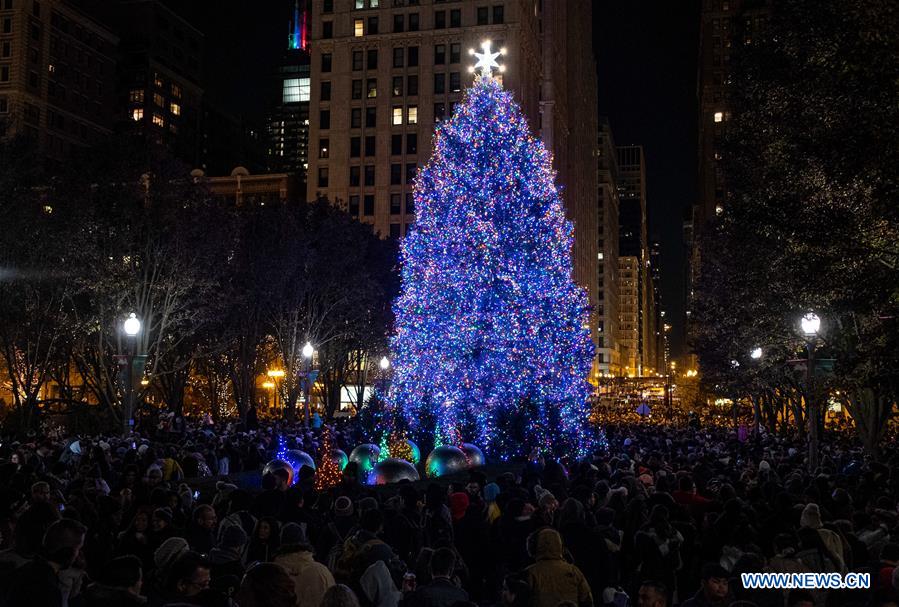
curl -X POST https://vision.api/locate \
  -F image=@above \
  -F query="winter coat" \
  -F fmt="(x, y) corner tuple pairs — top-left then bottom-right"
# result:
(273, 549), (335, 607)
(523, 529), (593, 607)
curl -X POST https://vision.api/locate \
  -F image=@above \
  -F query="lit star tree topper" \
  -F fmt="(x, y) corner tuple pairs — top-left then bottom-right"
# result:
(388, 63), (596, 459)
(468, 40), (506, 79)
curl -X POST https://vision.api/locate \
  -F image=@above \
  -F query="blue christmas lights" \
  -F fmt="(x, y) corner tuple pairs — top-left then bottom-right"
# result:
(388, 76), (596, 459)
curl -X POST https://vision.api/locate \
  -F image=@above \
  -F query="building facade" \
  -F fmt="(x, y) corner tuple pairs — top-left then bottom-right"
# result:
(0, 0), (118, 158)
(266, 0), (311, 188)
(596, 118), (620, 377)
(305, 0), (601, 371)
(113, 0), (204, 168)
(616, 144), (660, 377)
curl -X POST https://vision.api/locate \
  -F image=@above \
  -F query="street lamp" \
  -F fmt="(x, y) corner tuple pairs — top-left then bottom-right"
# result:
(750, 347), (763, 360)
(379, 356), (390, 371)
(121, 313), (141, 437)
(800, 312), (822, 471)
(302, 341), (314, 427)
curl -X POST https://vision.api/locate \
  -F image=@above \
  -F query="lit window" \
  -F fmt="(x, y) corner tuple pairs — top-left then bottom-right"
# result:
(170, 102), (181, 116)
(154, 73), (164, 88)
(153, 93), (164, 107)
(407, 105), (417, 124)
(392, 106), (403, 125)
(131, 108), (144, 121)
(355, 0), (364, 7)
(48, 63), (55, 73)
(171, 83), (182, 98)
(283, 77), (310, 103)
(598, 252), (604, 260)
(354, 19), (364, 37)
(152, 113), (165, 127)
(714, 111), (724, 123)
(370, 0), (378, 6)
(129, 89), (144, 103)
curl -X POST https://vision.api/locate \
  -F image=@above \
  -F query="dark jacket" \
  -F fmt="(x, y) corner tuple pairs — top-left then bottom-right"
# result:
(404, 577), (469, 607)
(2, 558), (63, 607)
(82, 584), (147, 607)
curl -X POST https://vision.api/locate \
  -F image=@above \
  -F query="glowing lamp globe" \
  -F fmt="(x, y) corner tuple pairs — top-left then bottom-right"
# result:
(750, 347), (762, 360)
(262, 459), (294, 487)
(379, 356), (390, 371)
(349, 444), (381, 473)
(425, 445), (469, 478)
(801, 313), (821, 337)
(302, 342), (314, 358)
(460, 443), (486, 468)
(123, 313), (141, 336)
(370, 458), (420, 485)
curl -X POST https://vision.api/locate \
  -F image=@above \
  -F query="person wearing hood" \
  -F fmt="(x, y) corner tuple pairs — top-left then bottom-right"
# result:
(207, 524), (247, 596)
(404, 547), (469, 607)
(799, 503), (846, 574)
(273, 523), (335, 607)
(483, 483), (501, 524)
(523, 528), (592, 607)
(359, 559), (402, 607)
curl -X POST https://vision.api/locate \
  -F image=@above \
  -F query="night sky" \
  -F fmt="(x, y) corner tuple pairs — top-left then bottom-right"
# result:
(170, 0), (700, 357)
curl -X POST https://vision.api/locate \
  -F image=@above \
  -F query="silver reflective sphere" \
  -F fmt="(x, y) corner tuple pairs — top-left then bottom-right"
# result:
(370, 458), (420, 485)
(460, 443), (486, 468)
(330, 448), (349, 471)
(286, 449), (316, 473)
(425, 445), (469, 478)
(262, 459), (294, 487)
(349, 444), (381, 472)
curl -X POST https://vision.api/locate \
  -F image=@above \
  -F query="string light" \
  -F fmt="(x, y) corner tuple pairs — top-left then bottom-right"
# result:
(388, 77), (596, 459)
(315, 427), (342, 490)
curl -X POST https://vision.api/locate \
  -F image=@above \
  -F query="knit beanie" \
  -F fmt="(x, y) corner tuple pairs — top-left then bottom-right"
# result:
(154, 537), (189, 571)
(334, 495), (354, 517)
(153, 507), (173, 525)
(483, 482), (500, 503)
(280, 522), (308, 547)
(220, 525), (248, 550)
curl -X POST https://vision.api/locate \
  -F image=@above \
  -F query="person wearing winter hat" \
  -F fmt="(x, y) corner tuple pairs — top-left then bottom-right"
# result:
(154, 537), (190, 575)
(208, 524), (248, 596)
(274, 523), (335, 607)
(799, 503), (846, 573)
(448, 492), (470, 523)
(483, 483), (501, 524)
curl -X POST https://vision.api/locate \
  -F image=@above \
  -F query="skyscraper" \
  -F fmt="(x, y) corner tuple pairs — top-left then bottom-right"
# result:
(0, 0), (118, 159)
(616, 144), (656, 376)
(266, 0), (311, 188)
(113, 0), (205, 167)
(305, 0), (601, 373)
(596, 118), (621, 377)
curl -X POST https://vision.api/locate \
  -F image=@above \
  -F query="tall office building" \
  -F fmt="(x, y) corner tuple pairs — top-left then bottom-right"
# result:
(266, 0), (311, 188)
(596, 118), (620, 377)
(113, 0), (204, 168)
(689, 0), (770, 367)
(0, 0), (118, 159)
(306, 0), (601, 372)
(616, 144), (655, 376)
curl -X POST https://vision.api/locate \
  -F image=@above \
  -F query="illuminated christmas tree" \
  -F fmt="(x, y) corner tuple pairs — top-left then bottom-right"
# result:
(389, 44), (595, 458)
(314, 426), (342, 490)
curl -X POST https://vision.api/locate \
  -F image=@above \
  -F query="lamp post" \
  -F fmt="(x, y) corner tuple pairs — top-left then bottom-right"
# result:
(302, 341), (314, 427)
(121, 313), (141, 437)
(801, 312), (822, 472)
(378, 356), (391, 396)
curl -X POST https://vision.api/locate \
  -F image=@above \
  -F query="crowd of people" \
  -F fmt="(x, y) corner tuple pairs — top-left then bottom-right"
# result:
(1, 416), (898, 607)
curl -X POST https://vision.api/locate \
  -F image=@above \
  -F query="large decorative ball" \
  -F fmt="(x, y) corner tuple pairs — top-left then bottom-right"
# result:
(406, 440), (421, 464)
(349, 444), (381, 472)
(330, 448), (349, 471)
(460, 443), (486, 468)
(370, 458), (421, 485)
(262, 459), (294, 487)
(286, 449), (316, 472)
(425, 445), (469, 478)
